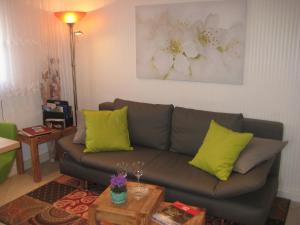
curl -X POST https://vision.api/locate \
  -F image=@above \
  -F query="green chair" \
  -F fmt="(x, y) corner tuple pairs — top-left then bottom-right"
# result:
(0, 122), (17, 183)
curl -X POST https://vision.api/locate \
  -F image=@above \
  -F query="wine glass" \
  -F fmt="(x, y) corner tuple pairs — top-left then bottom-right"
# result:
(116, 162), (128, 178)
(131, 161), (148, 199)
(131, 161), (144, 185)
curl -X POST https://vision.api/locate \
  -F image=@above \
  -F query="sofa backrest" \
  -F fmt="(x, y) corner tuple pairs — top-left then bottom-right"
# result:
(170, 107), (244, 156)
(98, 102), (115, 111)
(113, 98), (174, 150)
(242, 118), (283, 140)
(98, 100), (283, 177)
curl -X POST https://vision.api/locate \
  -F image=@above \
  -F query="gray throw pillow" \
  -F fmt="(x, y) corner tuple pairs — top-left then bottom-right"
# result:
(73, 111), (86, 144)
(234, 137), (287, 174)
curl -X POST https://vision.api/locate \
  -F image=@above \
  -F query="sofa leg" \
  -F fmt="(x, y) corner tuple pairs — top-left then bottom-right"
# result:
(84, 180), (89, 190)
(221, 219), (225, 225)
(81, 180), (88, 190)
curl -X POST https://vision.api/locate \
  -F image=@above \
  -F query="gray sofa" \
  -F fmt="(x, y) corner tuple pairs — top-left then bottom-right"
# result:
(58, 98), (284, 225)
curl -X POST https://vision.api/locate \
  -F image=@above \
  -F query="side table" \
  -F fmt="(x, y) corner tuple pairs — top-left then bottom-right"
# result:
(17, 126), (76, 182)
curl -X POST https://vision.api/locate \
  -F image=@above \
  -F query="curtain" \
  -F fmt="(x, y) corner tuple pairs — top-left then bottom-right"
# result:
(0, 0), (72, 100)
(0, 0), (43, 97)
(0, 0), (73, 126)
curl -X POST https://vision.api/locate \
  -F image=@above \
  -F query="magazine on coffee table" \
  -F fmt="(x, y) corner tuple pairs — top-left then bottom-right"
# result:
(152, 201), (204, 225)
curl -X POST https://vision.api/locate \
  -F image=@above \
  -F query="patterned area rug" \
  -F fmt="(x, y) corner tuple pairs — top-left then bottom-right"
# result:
(0, 175), (290, 225)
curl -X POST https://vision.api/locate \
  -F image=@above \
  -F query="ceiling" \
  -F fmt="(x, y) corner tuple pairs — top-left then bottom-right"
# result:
(45, 0), (116, 12)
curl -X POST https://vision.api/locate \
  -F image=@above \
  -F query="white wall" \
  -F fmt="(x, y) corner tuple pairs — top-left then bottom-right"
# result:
(2, 95), (48, 163)
(76, 0), (300, 201)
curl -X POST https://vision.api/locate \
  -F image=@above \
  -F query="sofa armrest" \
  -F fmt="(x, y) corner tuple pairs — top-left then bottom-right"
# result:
(243, 118), (284, 178)
(214, 159), (274, 198)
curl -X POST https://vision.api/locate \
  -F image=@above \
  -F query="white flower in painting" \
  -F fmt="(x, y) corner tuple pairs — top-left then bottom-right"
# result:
(152, 40), (191, 79)
(217, 23), (245, 82)
(217, 24), (244, 62)
(150, 18), (198, 80)
(139, 11), (245, 82)
(190, 14), (244, 81)
(190, 48), (228, 82)
(193, 14), (224, 51)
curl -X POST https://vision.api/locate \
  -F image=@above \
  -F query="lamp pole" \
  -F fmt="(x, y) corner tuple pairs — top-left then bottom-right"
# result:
(69, 23), (78, 126)
(54, 11), (86, 126)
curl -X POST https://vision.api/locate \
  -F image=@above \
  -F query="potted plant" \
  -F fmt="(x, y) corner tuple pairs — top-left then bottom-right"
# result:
(110, 174), (127, 204)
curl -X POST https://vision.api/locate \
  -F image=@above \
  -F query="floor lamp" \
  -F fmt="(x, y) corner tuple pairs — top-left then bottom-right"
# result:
(54, 11), (86, 126)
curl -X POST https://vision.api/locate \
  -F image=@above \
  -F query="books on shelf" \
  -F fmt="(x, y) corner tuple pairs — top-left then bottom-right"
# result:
(21, 125), (52, 137)
(45, 118), (65, 129)
(152, 201), (204, 225)
(42, 100), (73, 128)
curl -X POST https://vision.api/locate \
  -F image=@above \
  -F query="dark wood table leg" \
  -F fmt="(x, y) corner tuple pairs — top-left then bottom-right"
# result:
(16, 142), (24, 174)
(30, 139), (41, 182)
(88, 206), (97, 225)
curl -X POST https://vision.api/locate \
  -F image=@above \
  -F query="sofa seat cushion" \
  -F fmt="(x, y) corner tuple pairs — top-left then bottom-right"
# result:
(143, 151), (274, 199)
(171, 107), (243, 156)
(58, 135), (85, 163)
(81, 146), (162, 173)
(143, 151), (219, 197)
(114, 98), (174, 150)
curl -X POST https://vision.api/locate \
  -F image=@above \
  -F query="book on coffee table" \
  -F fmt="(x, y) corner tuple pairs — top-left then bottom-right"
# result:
(152, 201), (204, 225)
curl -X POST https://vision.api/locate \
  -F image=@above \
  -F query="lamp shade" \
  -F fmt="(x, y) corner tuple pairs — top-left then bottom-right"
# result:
(54, 11), (86, 24)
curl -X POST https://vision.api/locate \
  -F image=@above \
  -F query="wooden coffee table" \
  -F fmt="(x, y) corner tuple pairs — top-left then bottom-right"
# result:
(89, 182), (165, 225)
(0, 137), (23, 174)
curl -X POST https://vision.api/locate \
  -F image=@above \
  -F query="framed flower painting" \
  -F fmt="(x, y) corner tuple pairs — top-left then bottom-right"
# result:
(136, 0), (247, 84)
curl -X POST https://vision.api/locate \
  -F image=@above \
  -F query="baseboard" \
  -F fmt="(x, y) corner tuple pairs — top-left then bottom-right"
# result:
(9, 152), (50, 177)
(278, 189), (300, 202)
(24, 152), (50, 170)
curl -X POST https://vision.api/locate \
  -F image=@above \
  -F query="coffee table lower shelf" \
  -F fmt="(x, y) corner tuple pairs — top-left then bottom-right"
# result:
(151, 202), (206, 225)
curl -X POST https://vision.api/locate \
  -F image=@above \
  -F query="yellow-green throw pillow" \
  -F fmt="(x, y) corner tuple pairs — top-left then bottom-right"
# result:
(189, 120), (253, 181)
(83, 107), (133, 152)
